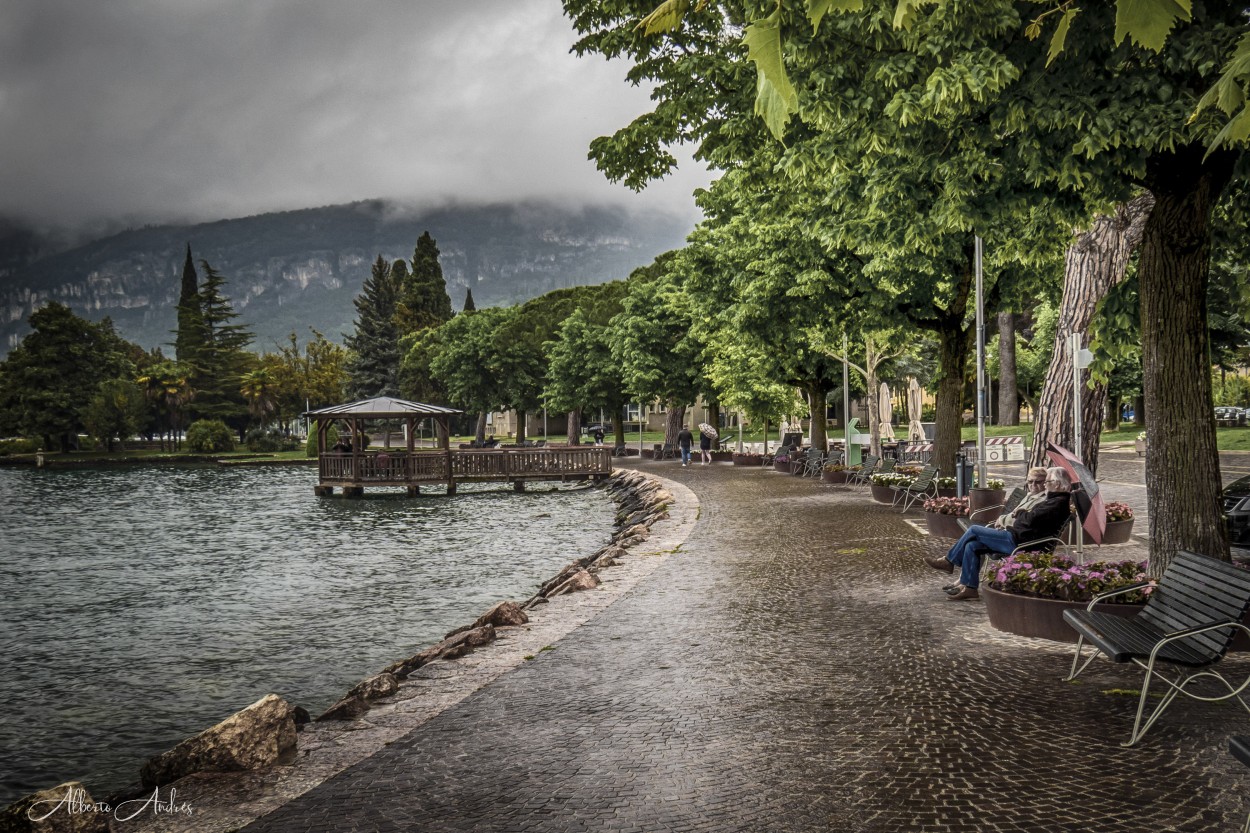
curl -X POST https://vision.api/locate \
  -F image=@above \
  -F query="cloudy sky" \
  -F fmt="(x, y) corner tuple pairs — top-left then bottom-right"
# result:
(0, 0), (713, 231)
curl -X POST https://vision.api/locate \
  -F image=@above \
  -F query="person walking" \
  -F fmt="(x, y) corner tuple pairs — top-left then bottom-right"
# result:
(677, 426), (693, 466)
(699, 428), (714, 465)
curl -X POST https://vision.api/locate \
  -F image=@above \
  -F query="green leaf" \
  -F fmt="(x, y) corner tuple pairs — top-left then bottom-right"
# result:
(807, 0), (862, 31)
(1113, 0), (1191, 52)
(1046, 8), (1079, 66)
(744, 9), (798, 140)
(636, 0), (691, 36)
(893, 0), (943, 30)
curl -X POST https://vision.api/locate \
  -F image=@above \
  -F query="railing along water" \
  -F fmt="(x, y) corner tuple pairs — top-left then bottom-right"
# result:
(318, 447), (612, 488)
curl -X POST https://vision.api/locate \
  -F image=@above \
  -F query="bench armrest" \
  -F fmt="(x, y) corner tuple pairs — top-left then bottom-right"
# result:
(1086, 581), (1154, 611)
(969, 502), (1006, 521)
(1149, 619), (1250, 663)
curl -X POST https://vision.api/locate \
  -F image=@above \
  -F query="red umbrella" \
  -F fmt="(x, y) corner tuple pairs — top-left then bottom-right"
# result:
(1045, 441), (1105, 544)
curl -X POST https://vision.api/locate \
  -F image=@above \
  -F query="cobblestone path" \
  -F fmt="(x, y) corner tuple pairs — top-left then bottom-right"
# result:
(244, 461), (1250, 832)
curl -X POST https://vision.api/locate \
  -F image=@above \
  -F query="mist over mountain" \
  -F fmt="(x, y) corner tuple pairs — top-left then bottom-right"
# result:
(0, 199), (694, 354)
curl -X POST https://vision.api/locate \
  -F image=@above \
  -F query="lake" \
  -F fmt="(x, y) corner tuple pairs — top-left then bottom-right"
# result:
(0, 464), (615, 805)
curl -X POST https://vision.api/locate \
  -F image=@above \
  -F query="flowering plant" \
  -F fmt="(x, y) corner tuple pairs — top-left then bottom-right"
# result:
(986, 478), (1005, 489)
(871, 472), (915, 487)
(923, 496), (968, 516)
(935, 476), (957, 489)
(987, 552), (1151, 604)
(823, 463), (847, 472)
(895, 464), (924, 477)
(1105, 501), (1134, 522)
(1136, 431), (1147, 442)
(775, 453), (790, 463)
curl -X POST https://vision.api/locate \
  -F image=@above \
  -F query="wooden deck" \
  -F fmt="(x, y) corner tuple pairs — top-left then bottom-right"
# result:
(315, 447), (614, 495)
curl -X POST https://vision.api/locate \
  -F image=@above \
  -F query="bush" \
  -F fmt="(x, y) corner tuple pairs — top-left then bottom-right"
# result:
(186, 419), (236, 453)
(0, 437), (40, 455)
(987, 552), (1150, 604)
(245, 428), (299, 453)
(306, 425), (337, 457)
(923, 496), (969, 516)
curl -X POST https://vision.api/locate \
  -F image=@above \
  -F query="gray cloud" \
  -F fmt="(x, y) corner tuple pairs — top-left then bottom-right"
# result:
(0, 0), (711, 229)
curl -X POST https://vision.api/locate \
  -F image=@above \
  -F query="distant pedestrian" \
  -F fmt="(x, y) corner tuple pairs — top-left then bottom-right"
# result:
(677, 426), (693, 466)
(699, 429), (713, 465)
(593, 428), (605, 445)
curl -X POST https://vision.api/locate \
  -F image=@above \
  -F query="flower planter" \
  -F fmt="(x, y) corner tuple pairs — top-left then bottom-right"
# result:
(733, 453), (763, 466)
(936, 487), (957, 498)
(983, 585), (1250, 650)
(1134, 439), (1146, 457)
(790, 461), (805, 475)
(982, 585), (1140, 643)
(710, 451), (734, 462)
(967, 488), (1005, 520)
(822, 470), (848, 484)
(870, 484), (895, 504)
(1062, 518), (1135, 546)
(925, 512), (966, 539)
(774, 460), (791, 473)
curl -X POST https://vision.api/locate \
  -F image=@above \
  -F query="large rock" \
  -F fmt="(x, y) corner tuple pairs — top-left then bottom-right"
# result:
(317, 671), (401, 722)
(444, 602), (529, 640)
(1, 782), (109, 833)
(549, 568), (600, 595)
(139, 694), (297, 788)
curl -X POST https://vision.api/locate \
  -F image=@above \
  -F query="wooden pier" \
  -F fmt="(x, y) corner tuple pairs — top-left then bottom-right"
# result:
(306, 396), (613, 496)
(315, 447), (613, 496)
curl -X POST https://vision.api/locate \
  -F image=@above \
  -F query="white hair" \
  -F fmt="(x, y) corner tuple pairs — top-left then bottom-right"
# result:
(1046, 467), (1072, 490)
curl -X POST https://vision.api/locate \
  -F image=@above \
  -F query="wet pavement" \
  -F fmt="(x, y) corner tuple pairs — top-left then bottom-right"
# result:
(240, 450), (1250, 833)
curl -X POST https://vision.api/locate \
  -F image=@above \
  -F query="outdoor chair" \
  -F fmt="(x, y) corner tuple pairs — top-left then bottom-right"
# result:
(803, 449), (826, 478)
(892, 464), (939, 511)
(848, 454), (880, 486)
(877, 457), (896, 473)
(1063, 549), (1250, 746)
(654, 443), (678, 461)
(958, 486), (1028, 531)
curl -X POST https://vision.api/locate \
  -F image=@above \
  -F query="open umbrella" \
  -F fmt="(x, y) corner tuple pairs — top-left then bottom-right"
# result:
(907, 377), (924, 442)
(698, 422), (719, 439)
(1045, 441), (1105, 545)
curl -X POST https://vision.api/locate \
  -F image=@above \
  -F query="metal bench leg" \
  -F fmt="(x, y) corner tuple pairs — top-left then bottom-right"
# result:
(1064, 634), (1101, 683)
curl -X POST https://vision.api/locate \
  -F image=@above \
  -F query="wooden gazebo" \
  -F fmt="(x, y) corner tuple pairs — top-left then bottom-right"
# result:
(305, 396), (611, 496)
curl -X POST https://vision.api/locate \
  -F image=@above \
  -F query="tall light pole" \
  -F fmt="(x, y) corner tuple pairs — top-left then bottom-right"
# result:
(975, 236), (987, 488)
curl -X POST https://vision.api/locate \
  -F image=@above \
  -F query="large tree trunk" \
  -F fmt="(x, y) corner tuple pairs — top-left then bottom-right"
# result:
(1030, 194), (1154, 476)
(475, 411), (488, 443)
(566, 408), (581, 445)
(1140, 145), (1237, 570)
(664, 404), (686, 447)
(515, 409), (527, 445)
(805, 383), (828, 452)
(612, 413), (625, 448)
(932, 327), (970, 478)
(997, 311), (1019, 426)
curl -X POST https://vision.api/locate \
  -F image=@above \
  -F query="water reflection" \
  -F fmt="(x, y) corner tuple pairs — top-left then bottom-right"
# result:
(0, 465), (613, 803)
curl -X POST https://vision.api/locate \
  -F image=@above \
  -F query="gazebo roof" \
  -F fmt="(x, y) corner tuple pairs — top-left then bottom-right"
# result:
(305, 396), (462, 419)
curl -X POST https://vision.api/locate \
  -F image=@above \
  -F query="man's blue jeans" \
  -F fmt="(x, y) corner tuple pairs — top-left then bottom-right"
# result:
(680, 445), (691, 464)
(945, 525), (1016, 589)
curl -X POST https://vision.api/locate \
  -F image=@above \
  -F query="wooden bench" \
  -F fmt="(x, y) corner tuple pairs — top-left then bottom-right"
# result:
(1063, 549), (1250, 746)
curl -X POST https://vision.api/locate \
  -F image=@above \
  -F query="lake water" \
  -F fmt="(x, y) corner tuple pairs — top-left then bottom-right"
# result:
(0, 464), (615, 805)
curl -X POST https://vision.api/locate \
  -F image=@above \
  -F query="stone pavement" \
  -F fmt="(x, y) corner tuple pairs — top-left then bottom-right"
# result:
(238, 455), (1250, 833)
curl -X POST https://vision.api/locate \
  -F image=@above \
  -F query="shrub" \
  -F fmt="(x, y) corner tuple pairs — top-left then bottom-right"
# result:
(186, 419), (235, 453)
(986, 478), (1005, 489)
(987, 552), (1151, 604)
(0, 437), (40, 455)
(306, 425), (338, 457)
(935, 476), (957, 489)
(823, 463), (847, 472)
(871, 472), (914, 487)
(245, 428), (299, 453)
(923, 496), (969, 516)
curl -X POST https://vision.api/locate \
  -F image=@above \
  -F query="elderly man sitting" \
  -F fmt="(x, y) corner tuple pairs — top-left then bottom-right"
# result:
(924, 466), (1074, 601)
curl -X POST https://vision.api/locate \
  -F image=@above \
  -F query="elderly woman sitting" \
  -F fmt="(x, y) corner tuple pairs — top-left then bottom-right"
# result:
(924, 466), (1074, 601)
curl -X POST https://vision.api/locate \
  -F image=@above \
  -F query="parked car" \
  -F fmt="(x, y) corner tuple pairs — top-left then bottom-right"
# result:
(1223, 474), (1250, 546)
(1216, 406), (1248, 427)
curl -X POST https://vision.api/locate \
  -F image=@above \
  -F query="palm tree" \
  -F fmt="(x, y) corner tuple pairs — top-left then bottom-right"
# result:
(138, 361), (193, 451)
(240, 368), (278, 428)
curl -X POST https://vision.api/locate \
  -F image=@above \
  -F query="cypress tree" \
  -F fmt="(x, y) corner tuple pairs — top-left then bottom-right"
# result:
(396, 231), (453, 334)
(187, 260), (253, 427)
(174, 244), (202, 362)
(463, 288), (476, 312)
(345, 255), (402, 400)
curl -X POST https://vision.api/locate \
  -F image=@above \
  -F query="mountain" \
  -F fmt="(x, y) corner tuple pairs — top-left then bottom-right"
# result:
(0, 200), (694, 354)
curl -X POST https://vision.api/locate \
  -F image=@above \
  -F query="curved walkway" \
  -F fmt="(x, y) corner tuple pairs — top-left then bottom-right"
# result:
(240, 460), (1249, 832)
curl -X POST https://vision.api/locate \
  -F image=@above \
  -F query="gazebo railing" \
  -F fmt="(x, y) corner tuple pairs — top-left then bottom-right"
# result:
(318, 447), (612, 484)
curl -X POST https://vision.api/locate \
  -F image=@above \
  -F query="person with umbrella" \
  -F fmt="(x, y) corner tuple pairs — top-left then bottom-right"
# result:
(698, 422), (717, 465)
(923, 467), (1073, 601)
